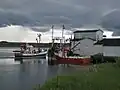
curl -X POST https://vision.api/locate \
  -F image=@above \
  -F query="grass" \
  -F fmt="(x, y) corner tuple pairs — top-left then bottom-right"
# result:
(34, 63), (120, 90)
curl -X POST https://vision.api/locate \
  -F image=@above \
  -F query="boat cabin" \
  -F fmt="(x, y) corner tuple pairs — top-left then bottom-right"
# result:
(20, 44), (42, 54)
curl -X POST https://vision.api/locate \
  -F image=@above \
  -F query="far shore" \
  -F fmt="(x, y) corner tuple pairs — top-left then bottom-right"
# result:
(0, 41), (70, 47)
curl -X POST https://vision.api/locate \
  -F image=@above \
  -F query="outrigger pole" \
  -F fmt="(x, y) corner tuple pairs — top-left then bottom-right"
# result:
(61, 25), (65, 57)
(62, 25), (65, 39)
(62, 25), (65, 46)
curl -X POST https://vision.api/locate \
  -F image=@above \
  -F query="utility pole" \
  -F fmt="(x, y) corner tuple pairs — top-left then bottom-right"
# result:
(37, 33), (41, 43)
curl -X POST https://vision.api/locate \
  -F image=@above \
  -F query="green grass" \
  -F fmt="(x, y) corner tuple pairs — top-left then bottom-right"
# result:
(35, 63), (120, 90)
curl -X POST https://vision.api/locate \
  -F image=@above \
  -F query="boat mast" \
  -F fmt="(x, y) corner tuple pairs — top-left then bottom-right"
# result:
(51, 25), (54, 42)
(61, 25), (65, 57)
(62, 25), (65, 47)
(51, 25), (55, 47)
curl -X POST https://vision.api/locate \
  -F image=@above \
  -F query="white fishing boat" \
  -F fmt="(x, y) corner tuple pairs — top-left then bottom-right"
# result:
(13, 33), (48, 59)
(13, 43), (48, 59)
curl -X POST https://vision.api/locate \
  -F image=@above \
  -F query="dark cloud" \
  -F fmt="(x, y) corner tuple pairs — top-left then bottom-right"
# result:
(0, 0), (120, 33)
(101, 9), (120, 28)
(100, 9), (120, 35)
(0, 10), (38, 27)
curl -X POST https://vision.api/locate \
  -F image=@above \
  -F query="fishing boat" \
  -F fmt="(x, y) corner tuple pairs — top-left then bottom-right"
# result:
(13, 33), (48, 59)
(13, 44), (48, 59)
(48, 25), (92, 65)
(54, 50), (91, 65)
(14, 51), (47, 59)
(48, 45), (92, 65)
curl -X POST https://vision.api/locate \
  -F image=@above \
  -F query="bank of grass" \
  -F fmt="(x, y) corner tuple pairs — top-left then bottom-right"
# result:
(35, 63), (120, 90)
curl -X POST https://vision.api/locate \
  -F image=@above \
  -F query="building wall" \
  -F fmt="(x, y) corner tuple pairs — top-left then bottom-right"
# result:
(71, 39), (103, 56)
(74, 32), (96, 40)
(96, 31), (103, 41)
(94, 45), (103, 54)
(103, 46), (120, 57)
(74, 30), (103, 41)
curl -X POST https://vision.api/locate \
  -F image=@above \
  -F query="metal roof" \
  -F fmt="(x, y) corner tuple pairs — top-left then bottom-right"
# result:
(73, 29), (103, 33)
(71, 37), (96, 41)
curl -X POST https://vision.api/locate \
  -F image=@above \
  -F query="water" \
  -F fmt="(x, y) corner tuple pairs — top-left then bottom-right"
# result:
(0, 47), (78, 90)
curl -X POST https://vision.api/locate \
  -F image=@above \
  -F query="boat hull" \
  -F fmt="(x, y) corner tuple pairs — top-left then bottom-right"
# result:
(14, 52), (47, 59)
(55, 54), (91, 65)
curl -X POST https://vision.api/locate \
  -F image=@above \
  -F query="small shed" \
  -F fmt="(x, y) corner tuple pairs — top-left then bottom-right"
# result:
(103, 38), (120, 57)
(94, 37), (120, 57)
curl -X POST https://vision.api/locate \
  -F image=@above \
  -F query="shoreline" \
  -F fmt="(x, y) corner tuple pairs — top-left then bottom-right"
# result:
(36, 63), (120, 90)
(0, 41), (70, 48)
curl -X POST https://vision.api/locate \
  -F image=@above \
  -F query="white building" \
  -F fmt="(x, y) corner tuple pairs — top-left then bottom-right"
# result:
(71, 28), (120, 57)
(71, 29), (103, 56)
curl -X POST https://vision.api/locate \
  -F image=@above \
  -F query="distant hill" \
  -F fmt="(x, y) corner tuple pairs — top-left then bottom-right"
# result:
(0, 41), (49, 47)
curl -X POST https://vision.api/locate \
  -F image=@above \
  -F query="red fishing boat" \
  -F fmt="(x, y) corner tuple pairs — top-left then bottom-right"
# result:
(48, 25), (92, 65)
(54, 48), (92, 65)
(56, 55), (91, 65)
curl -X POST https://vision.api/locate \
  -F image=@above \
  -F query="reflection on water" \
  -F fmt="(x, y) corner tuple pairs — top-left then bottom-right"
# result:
(0, 58), (58, 90)
(0, 47), (78, 90)
(0, 47), (18, 58)
(0, 58), (19, 65)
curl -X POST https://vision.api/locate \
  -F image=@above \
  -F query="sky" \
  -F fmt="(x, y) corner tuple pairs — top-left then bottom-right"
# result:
(0, 25), (72, 43)
(0, 25), (113, 43)
(0, 0), (120, 28)
(0, 0), (120, 42)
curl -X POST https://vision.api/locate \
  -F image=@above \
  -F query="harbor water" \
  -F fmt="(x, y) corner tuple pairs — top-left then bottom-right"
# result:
(0, 47), (78, 90)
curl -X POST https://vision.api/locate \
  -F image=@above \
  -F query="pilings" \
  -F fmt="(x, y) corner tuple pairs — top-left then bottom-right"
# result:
(48, 48), (58, 65)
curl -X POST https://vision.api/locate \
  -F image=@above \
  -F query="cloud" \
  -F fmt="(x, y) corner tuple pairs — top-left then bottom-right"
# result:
(0, 25), (72, 43)
(0, 0), (120, 31)
(101, 9), (120, 28)
(0, 10), (37, 27)
(102, 9), (120, 16)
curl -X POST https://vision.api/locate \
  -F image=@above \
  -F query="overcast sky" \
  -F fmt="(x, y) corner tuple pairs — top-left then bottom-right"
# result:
(0, 0), (120, 29)
(1, 0), (120, 42)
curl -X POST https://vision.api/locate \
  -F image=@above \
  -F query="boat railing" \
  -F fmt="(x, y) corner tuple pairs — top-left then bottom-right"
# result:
(68, 56), (91, 59)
